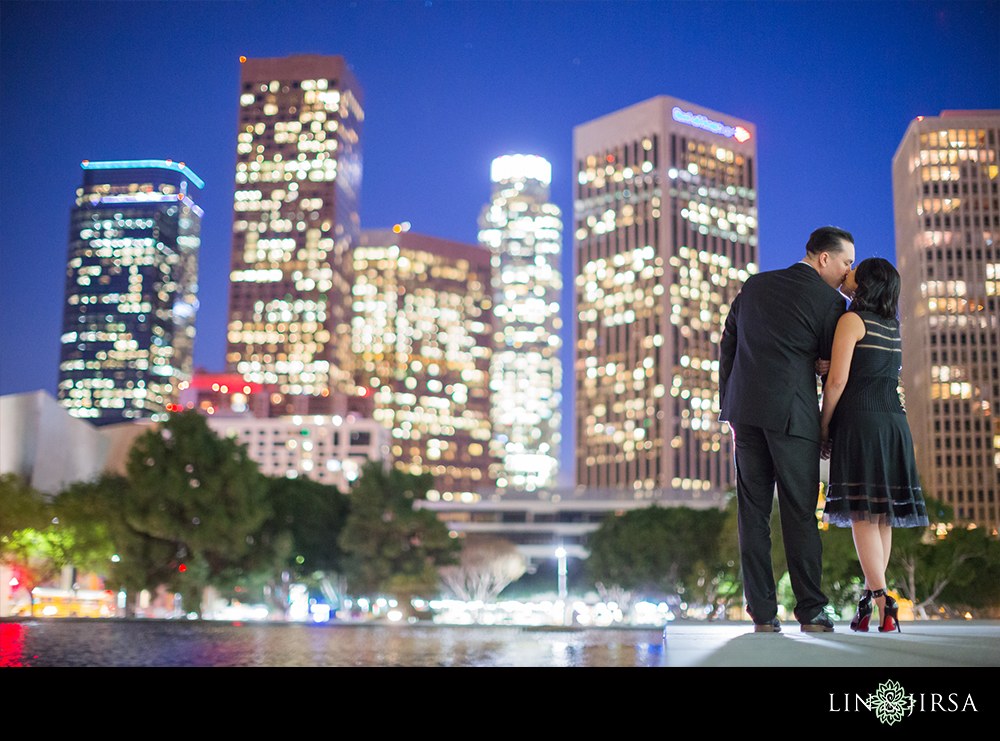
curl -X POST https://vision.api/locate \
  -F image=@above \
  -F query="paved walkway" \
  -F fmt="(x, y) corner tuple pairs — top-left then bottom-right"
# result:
(661, 620), (1000, 667)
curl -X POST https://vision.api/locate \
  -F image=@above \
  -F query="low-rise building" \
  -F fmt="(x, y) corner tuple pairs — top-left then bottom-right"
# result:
(205, 414), (390, 490)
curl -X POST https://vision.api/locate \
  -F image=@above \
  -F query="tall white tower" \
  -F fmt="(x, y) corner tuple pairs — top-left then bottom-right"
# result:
(478, 155), (563, 491)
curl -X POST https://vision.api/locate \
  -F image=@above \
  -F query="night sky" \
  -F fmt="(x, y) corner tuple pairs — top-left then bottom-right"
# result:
(1, 0), (998, 485)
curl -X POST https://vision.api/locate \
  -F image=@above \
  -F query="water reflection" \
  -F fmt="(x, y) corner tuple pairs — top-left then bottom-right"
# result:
(0, 620), (667, 667)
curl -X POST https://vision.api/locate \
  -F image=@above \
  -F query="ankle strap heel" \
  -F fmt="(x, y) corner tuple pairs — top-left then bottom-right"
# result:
(872, 589), (901, 633)
(850, 590), (874, 632)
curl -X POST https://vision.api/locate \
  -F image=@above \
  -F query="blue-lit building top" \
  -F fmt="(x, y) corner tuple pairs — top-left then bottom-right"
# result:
(58, 160), (203, 425)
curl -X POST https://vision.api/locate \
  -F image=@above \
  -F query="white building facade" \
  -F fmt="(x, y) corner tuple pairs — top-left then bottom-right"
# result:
(206, 414), (389, 490)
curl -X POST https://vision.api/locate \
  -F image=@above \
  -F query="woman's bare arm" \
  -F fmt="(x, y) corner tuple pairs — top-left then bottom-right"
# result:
(820, 312), (866, 458)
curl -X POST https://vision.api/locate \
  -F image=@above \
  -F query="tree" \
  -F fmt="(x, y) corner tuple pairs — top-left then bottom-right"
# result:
(889, 498), (995, 618)
(585, 504), (727, 609)
(260, 474), (349, 575)
(439, 535), (526, 604)
(339, 461), (459, 602)
(938, 532), (1000, 616)
(715, 494), (744, 611)
(1, 474), (71, 595)
(227, 474), (350, 617)
(0, 473), (50, 551)
(51, 475), (123, 575)
(39, 473), (182, 612)
(122, 410), (271, 615)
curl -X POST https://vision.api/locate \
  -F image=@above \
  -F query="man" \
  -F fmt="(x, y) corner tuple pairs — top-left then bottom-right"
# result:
(719, 226), (854, 632)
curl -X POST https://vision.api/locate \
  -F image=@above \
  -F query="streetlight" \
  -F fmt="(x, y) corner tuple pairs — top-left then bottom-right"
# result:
(555, 547), (567, 599)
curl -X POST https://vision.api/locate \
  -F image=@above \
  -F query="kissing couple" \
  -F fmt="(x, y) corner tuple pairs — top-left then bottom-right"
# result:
(719, 226), (928, 633)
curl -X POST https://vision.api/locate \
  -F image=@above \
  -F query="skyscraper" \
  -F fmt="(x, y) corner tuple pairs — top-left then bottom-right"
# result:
(892, 110), (1000, 531)
(573, 96), (757, 494)
(353, 228), (496, 501)
(478, 155), (563, 492)
(58, 160), (202, 424)
(226, 55), (363, 417)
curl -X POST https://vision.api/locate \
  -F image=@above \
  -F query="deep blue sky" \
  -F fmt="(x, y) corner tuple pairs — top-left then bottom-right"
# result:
(1, 0), (998, 485)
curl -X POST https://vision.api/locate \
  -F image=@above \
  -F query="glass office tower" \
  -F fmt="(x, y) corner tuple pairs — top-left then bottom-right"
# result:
(58, 159), (203, 424)
(573, 96), (757, 496)
(226, 54), (364, 417)
(478, 155), (563, 492)
(353, 228), (497, 501)
(893, 109), (1000, 531)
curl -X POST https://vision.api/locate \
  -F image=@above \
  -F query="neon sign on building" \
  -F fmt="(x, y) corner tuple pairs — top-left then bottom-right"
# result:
(672, 107), (751, 143)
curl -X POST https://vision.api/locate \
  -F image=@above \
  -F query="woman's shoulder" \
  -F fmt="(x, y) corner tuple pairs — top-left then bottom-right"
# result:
(836, 310), (867, 340)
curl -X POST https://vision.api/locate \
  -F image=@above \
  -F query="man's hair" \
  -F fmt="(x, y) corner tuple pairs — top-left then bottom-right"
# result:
(805, 226), (854, 257)
(850, 257), (900, 323)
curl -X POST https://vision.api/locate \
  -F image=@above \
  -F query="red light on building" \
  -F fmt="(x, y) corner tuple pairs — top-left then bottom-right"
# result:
(193, 373), (262, 393)
(606, 155), (614, 162)
(178, 564), (187, 573)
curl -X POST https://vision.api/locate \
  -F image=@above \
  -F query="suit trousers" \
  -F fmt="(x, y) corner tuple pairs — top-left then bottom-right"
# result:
(731, 423), (828, 624)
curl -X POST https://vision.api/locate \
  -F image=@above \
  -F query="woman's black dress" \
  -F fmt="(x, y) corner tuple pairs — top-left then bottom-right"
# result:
(823, 311), (929, 528)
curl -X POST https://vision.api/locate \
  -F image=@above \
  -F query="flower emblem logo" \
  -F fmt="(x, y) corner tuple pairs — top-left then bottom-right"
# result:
(869, 680), (913, 725)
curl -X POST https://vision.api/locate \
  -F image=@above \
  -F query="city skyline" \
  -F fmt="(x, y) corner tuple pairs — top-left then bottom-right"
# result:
(2, 1), (999, 485)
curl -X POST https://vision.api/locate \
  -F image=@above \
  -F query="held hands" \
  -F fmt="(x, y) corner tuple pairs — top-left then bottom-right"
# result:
(820, 423), (832, 460)
(815, 358), (831, 376)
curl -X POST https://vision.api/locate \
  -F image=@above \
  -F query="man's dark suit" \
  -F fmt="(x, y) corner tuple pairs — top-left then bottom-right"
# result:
(719, 262), (846, 624)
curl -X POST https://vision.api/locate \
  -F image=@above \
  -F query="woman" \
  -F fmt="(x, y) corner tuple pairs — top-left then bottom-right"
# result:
(820, 257), (929, 632)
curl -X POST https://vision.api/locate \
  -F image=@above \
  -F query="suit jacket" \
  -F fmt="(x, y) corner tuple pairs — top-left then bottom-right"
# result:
(719, 262), (846, 442)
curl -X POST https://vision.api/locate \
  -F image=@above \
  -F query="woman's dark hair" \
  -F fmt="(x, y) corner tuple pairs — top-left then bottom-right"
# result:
(850, 257), (900, 322)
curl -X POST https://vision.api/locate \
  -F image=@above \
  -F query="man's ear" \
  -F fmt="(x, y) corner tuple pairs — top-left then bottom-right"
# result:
(817, 251), (829, 268)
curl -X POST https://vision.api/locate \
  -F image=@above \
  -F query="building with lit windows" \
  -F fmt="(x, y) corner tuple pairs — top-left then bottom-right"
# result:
(226, 55), (364, 418)
(478, 155), (563, 492)
(58, 160), (203, 425)
(892, 110), (1000, 531)
(573, 96), (757, 496)
(353, 228), (496, 501)
(205, 414), (389, 491)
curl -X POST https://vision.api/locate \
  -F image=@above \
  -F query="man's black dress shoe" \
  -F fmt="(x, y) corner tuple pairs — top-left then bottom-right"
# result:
(800, 613), (835, 632)
(753, 618), (781, 632)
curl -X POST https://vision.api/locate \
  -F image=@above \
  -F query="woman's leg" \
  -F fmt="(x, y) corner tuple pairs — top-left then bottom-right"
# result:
(851, 521), (887, 591)
(880, 524), (892, 575)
